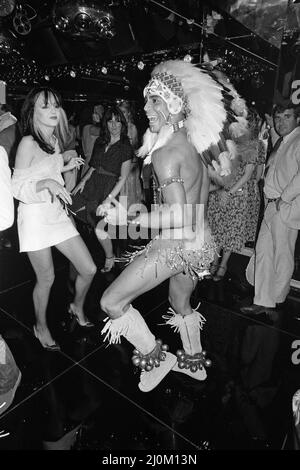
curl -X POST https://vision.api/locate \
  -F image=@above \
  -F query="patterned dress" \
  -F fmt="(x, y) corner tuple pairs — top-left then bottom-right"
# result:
(207, 138), (265, 252)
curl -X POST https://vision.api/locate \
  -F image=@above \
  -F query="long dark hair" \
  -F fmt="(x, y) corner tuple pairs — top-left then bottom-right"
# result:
(21, 86), (62, 154)
(100, 106), (128, 145)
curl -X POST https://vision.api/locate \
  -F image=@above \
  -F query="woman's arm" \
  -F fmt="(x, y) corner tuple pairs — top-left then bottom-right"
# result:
(228, 163), (255, 194)
(200, 163), (209, 206)
(13, 137), (71, 204)
(130, 124), (138, 148)
(72, 166), (95, 195)
(209, 183), (219, 192)
(217, 163), (255, 207)
(61, 152), (84, 173)
(14, 136), (34, 170)
(102, 159), (132, 204)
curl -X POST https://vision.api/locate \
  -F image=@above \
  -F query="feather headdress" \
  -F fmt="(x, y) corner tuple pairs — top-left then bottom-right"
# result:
(138, 60), (249, 177)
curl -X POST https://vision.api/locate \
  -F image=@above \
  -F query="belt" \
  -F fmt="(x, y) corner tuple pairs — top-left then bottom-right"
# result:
(267, 198), (277, 203)
(96, 166), (118, 178)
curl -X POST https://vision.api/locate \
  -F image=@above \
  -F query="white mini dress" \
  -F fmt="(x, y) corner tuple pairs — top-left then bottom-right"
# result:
(12, 149), (78, 252)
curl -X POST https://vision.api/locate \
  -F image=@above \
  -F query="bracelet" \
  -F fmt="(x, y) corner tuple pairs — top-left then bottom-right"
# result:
(128, 218), (140, 226)
(107, 194), (113, 199)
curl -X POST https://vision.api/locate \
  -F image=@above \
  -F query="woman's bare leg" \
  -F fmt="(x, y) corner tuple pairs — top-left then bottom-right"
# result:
(27, 248), (56, 344)
(95, 223), (114, 272)
(56, 235), (96, 322)
(213, 249), (231, 280)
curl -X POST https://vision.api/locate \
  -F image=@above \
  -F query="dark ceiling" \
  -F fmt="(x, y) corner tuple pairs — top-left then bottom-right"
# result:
(0, 0), (281, 104)
(3, 0), (279, 65)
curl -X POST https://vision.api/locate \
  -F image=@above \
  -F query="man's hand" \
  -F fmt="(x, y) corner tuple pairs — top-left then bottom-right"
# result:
(276, 197), (283, 211)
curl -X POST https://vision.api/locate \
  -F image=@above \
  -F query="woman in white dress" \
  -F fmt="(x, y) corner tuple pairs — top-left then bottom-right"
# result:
(12, 87), (97, 351)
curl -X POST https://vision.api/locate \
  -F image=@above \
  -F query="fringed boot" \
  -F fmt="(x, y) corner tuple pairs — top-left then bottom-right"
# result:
(162, 303), (212, 381)
(101, 305), (176, 392)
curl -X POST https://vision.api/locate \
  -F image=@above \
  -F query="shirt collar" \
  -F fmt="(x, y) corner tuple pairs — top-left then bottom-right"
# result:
(282, 126), (300, 144)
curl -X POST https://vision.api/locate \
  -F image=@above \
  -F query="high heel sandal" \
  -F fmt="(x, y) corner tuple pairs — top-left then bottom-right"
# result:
(33, 325), (61, 352)
(100, 256), (115, 273)
(213, 265), (227, 282)
(68, 303), (94, 328)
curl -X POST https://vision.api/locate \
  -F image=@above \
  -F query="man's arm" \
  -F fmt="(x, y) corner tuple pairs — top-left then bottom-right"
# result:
(280, 142), (300, 203)
(199, 162), (209, 209)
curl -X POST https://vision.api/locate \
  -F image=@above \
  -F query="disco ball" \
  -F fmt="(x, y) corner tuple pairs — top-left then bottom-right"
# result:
(52, 0), (116, 39)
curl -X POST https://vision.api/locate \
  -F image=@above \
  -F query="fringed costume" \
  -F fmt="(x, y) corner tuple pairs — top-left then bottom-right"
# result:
(101, 60), (250, 390)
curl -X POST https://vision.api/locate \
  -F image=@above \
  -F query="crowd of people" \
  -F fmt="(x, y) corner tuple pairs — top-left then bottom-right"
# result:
(1, 58), (300, 410)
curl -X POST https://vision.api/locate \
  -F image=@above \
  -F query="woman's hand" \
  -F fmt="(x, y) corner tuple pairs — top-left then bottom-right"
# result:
(102, 197), (128, 225)
(45, 179), (72, 205)
(96, 201), (112, 217)
(64, 156), (85, 172)
(218, 189), (230, 207)
(72, 180), (86, 195)
(62, 149), (77, 163)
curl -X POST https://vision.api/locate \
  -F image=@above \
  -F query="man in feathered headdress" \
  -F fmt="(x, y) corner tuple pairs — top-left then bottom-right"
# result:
(99, 59), (243, 392)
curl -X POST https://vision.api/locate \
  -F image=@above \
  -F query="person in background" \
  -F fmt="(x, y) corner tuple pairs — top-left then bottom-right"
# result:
(0, 104), (17, 133)
(0, 334), (22, 417)
(0, 105), (21, 249)
(0, 146), (14, 231)
(118, 100), (138, 148)
(81, 104), (104, 175)
(12, 86), (97, 351)
(207, 110), (265, 281)
(241, 103), (300, 316)
(118, 100), (143, 212)
(71, 106), (133, 273)
(56, 107), (78, 192)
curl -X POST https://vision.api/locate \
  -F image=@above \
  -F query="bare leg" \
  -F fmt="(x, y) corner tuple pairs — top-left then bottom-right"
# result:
(56, 235), (96, 322)
(100, 247), (182, 392)
(27, 248), (56, 345)
(213, 249), (231, 281)
(101, 246), (183, 318)
(168, 272), (197, 316)
(95, 223), (115, 272)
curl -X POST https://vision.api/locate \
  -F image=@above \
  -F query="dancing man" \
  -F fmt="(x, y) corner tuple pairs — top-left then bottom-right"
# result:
(100, 60), (245, 392)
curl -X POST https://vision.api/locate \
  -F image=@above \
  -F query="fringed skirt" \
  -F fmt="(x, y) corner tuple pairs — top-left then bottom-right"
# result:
(120, 228), (217, 280)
